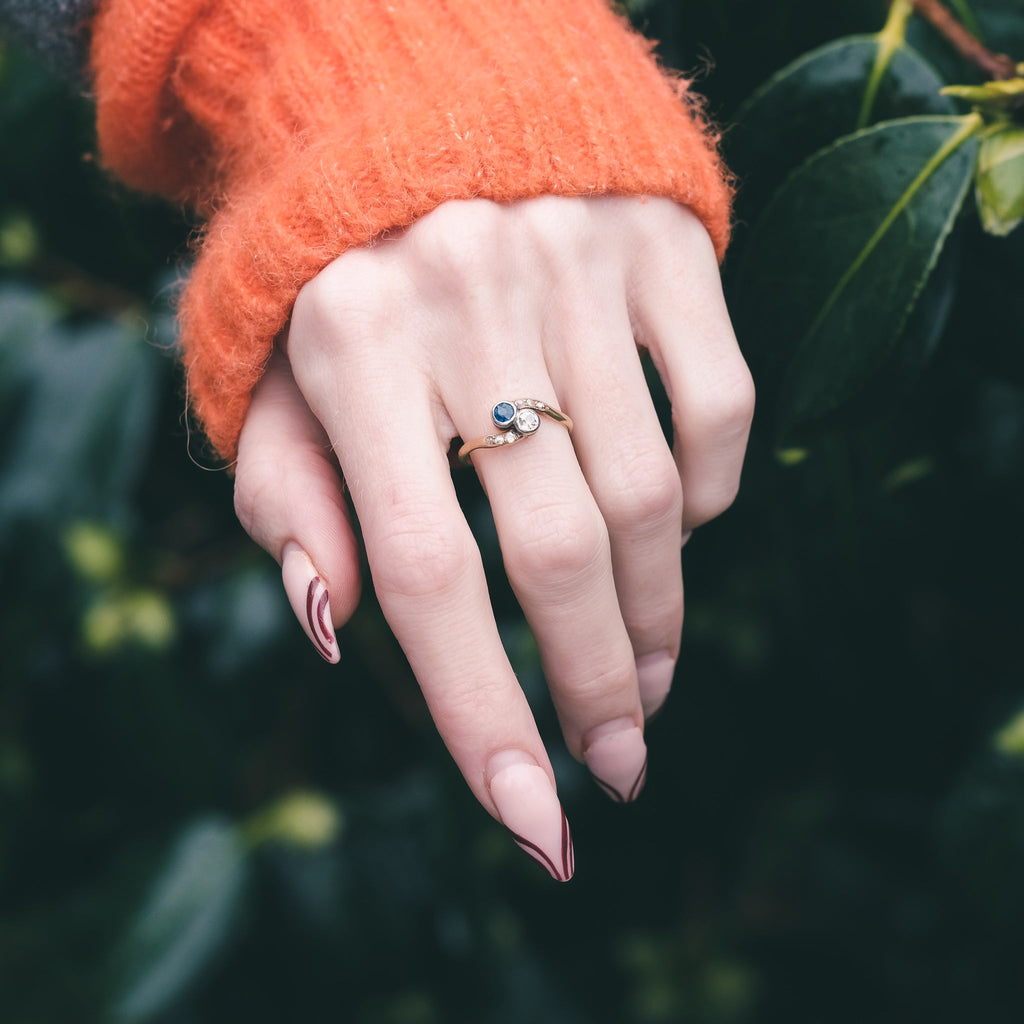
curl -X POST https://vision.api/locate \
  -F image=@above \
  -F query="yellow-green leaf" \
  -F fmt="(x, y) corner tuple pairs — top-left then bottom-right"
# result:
(975, 124), (1024, 235)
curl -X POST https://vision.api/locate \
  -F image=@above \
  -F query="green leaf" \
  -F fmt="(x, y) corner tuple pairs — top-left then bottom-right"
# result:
(111, 817), (249, 1021)
(733, 115), (981, 441)
(728, 34), (952, 223)
(974, 123), (1024, 235)
(0, 286), (163, 537)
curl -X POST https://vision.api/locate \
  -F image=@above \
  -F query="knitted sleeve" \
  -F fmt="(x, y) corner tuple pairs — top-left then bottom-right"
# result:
(91, 0), (734, 463)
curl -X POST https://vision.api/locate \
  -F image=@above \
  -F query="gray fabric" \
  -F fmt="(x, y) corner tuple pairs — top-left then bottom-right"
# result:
(0, 0), (98, 81)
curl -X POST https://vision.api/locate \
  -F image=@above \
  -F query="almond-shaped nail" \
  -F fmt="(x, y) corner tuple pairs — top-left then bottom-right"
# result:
(281, 542), (339, 664)
(583, 717), (648, 803)
(636, 651), (675, 719)
(487, 751), (574, 882)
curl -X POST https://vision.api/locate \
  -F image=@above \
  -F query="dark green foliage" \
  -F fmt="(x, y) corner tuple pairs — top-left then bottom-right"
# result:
(735, 115), (979, 440)
(2, 2), (1024, 1022)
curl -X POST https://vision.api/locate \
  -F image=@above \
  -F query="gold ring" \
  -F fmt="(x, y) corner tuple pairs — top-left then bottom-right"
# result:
(458, 399), (573, 464)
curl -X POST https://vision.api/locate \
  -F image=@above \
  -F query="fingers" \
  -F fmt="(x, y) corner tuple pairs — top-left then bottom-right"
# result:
(234, 349), (362, 662)
(344, 405), (575, 880)
(288, 270), (575, 879)
(627, 203), (756, 532)
(549, 309), (686, 720)
(463, 400), (649, 793)
(267, 197), (753, 885)
(440, 224), (652, 797)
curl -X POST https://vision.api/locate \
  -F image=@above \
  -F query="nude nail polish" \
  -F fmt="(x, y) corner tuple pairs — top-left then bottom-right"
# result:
(281, 542), (339, 664)
(487, 751), (574, 882)
(583, 717), (648, 803)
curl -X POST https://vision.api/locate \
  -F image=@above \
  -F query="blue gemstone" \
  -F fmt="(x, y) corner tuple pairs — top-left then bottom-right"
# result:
(492, 402), (516, 428)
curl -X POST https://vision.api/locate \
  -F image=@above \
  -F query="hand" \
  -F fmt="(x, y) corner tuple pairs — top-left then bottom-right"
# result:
(232, 196), (754, 880)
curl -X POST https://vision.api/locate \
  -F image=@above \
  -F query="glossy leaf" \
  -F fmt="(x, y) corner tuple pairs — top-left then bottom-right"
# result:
(728, 33), (952, 222)
(734, 116), (981, 440)
(111, 817), (249, 1021)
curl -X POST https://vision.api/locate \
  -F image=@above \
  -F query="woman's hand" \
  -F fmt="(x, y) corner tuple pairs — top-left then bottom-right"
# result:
(232, 196), (754, 880)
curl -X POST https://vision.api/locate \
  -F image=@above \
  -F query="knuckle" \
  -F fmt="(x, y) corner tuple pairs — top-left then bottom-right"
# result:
(289, 253), (394, 353)
(504, 499), (608, 587)
(233, 454), (282, 541)
(233, 449), (328, 550)
(413, 200), (505, 278)
(370, 506), (475, 601)
(556, 657), (634, 706)
(687, 477), (743, 526)
(601, 449), (682, 535)
(433, 677), (508, 732)
(697, 361), (757, 442)
(677, 365), (755, 529)
(683, 464), (745, 527)
(520, 195), (593, 260)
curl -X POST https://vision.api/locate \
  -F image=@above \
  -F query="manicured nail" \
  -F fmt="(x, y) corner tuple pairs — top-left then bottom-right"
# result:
(583, 717), (648, 803)
(281, 542), (339, 664)
(637, 651), (675, 719)
(486, 751), (574, 882)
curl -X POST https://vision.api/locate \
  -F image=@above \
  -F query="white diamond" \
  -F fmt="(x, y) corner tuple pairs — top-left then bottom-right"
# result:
(514, 409), (540, 434)
(505, 431), (518, 443)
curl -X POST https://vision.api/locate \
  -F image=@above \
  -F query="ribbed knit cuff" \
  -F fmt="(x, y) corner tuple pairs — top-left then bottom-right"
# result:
(92, 0), (733, 462)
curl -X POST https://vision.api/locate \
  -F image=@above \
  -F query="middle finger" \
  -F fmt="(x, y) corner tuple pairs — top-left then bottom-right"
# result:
(453, 371), (649, 804)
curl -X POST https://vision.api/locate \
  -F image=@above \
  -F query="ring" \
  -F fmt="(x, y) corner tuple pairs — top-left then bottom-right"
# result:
(458, 399), (573, 464)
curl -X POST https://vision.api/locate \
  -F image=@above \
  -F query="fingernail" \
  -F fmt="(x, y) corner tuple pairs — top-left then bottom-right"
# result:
(486, 751), (574, 882)
(281, 542), (339, 664)
(583, 717), (648, 803)
(637, 651), (675, 719)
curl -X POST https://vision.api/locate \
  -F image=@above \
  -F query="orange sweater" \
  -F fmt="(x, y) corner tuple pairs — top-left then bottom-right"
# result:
(91, 0), (733, 462)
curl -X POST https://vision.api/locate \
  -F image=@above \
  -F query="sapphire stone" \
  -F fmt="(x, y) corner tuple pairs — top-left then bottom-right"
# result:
(492, 402), (517, 428)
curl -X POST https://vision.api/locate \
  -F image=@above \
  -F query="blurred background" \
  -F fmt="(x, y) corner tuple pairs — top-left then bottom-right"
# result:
(2, 1), (1023, 1021)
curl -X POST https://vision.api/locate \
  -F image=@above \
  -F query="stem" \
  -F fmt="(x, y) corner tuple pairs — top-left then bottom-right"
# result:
(860, 0), (914, 129)
(905, 0), (1017, 80)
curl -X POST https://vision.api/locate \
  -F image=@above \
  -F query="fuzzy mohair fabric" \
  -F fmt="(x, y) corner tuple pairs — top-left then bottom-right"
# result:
(91, 0), (734, 463)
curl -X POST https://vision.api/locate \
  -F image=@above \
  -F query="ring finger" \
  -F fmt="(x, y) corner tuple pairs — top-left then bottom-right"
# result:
(453, 373), (649, 805)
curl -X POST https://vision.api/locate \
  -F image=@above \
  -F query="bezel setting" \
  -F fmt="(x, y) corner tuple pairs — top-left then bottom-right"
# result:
(514, 408), (541, 434)
(492, 402), (517, 429)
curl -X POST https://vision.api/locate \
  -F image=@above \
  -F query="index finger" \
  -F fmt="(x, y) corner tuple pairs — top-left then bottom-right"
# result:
(290, 341), (575, 881)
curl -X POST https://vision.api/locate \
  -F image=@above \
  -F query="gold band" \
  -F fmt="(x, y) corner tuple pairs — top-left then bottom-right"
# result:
(459, 399), (573, 464)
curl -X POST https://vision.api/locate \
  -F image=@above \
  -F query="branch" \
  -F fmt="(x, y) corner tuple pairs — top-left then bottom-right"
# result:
(907, 0), (1017, 80)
